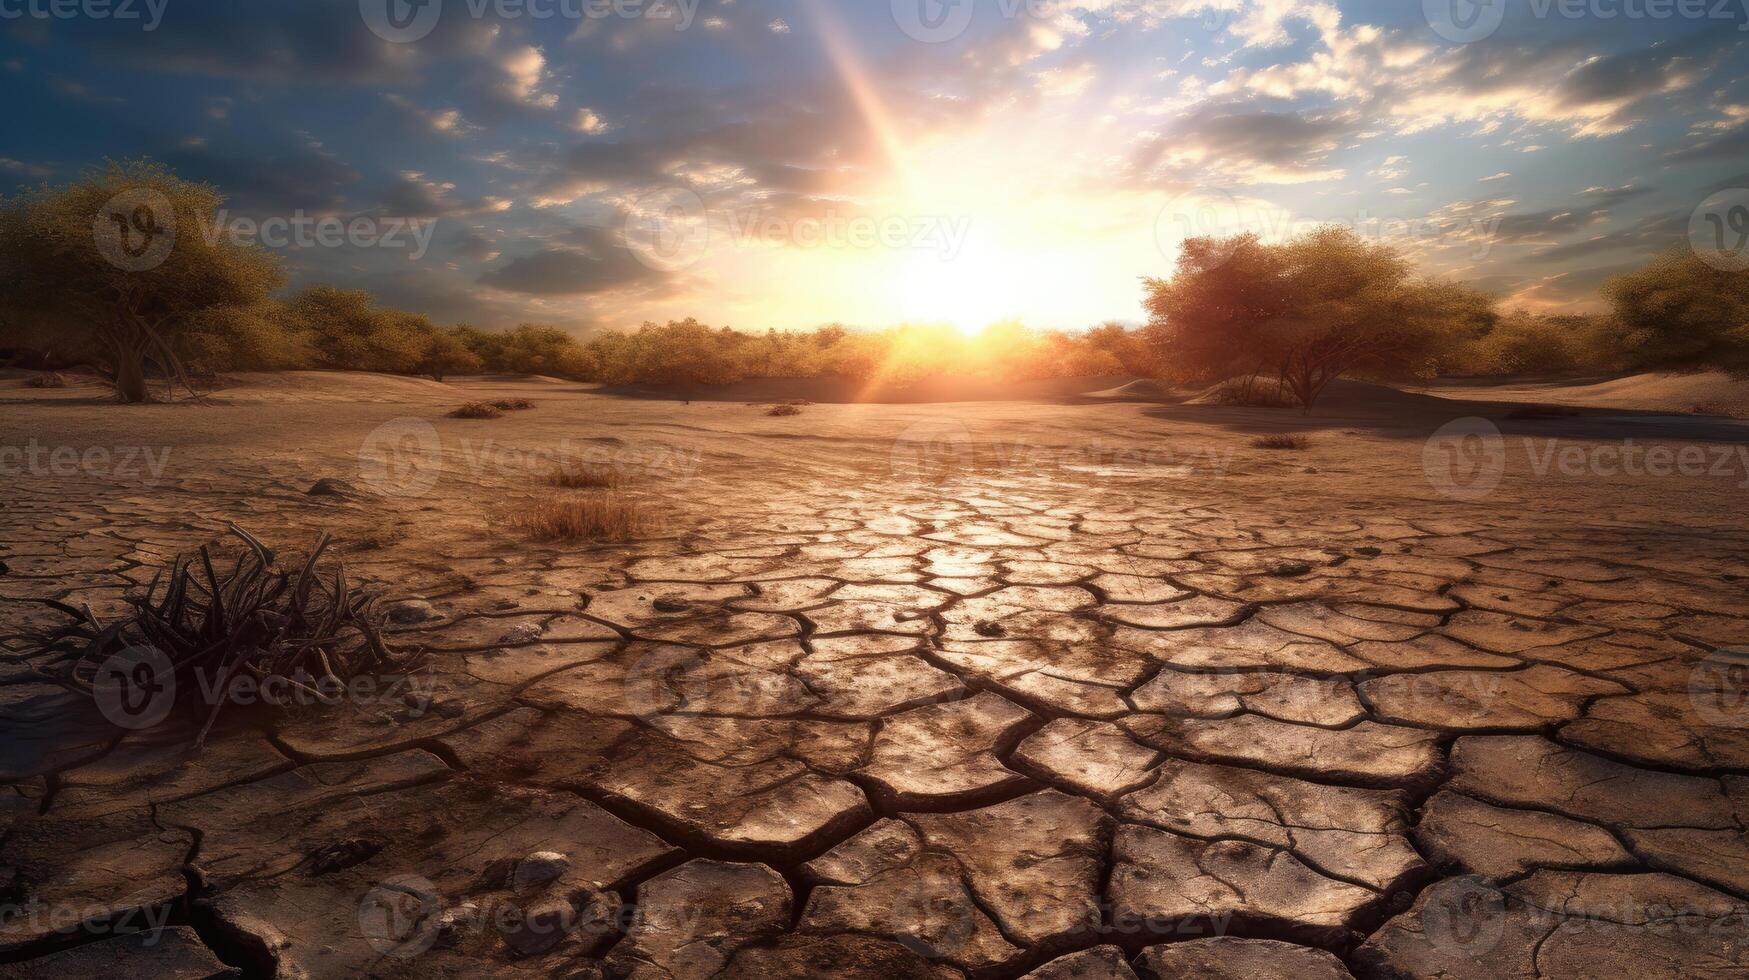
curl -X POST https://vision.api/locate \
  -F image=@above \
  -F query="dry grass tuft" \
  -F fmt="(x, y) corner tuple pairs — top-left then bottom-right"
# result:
(490, 398), (535, 411)
(549, 464), (627, 489)
(1212, 378), (1295, 408)
(766, 403), (804, 417)
(450, 402), (504, 419)
(30, 524), (417, 745)
(509, 492), (646, 542)
(1251, 433), (1310, 450)
(25, 372), (67, 389)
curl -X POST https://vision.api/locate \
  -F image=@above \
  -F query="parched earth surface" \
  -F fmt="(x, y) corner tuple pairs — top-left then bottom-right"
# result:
(4, 373), (1749, 978)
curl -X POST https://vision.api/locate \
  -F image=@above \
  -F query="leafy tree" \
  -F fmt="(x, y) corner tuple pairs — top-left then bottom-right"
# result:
(1602, 248), (1749, 373)
(281, 286), (434, 374)
(0, 160), (283, 401)
(1142, 227), (1494, 408)
(418, 331), (483, 381)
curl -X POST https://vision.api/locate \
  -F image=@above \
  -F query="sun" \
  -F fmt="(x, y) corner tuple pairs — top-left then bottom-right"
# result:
(898, 228), (1017, 334)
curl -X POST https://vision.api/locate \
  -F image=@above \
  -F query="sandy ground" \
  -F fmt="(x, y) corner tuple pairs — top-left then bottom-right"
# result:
(2, 370), (1749, 978)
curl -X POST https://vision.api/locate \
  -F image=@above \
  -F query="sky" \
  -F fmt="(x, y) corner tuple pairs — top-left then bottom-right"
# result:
(2, 0), (1746, 336)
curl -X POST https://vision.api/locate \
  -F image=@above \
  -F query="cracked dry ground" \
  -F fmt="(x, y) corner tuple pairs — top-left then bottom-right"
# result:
(4, 387), (1749, 978)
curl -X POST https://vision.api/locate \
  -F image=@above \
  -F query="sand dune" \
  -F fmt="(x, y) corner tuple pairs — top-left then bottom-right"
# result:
(1419, 371), (1749, 419)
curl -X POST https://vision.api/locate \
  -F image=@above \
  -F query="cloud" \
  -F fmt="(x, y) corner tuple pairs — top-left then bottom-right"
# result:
(164, 132), (361, 213)
(1138, 104), (1353, 183)
(573, 107), (610, 134)
(379, 172), (511, 218)
(479, 227), (666, 296)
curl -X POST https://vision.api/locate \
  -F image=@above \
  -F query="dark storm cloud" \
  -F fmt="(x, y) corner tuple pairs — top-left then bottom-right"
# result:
(1672, 120), (1749, 162)
(1490, 185), (1654, 243)
(1530, 209), (1686, 262)
(74, 0), (414, 83)
(164, 136), (360, 213)
(1164, 106), (1352, 167)
(479, 227), (664, 296)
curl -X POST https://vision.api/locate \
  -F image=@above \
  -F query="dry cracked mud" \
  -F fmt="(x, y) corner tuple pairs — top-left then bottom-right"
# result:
(3, 377), (1749, 978)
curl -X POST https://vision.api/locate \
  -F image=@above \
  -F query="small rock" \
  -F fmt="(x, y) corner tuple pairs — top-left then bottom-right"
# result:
(499, 623), (544, 644)
(433, 903), (482, 948)
(513, 851), (572, 891)
(306, 478), (357, 497)
(1355, 546), (1382, 557)
(1267, 561), (1314, 577)
(973, 620), (1006, 637)
(307, 838), (382, 875)
(653, 597), (691, 613)
(384, 599), (440, 625)
(502, 896), (575, 956)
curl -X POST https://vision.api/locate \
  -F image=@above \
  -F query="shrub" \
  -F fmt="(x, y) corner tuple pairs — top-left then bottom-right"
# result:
(550, 465), (626, 489)
(1251, 434), (1310, 450)
(508, 493), (645, 542)
(1211, 377), (1294, 407)
(24, 372), (66, 388)
(490, 398), (535, 411)
(29, 525), (416, 745)
(766, 404), (803, 417)
(450, 402), (503, 419)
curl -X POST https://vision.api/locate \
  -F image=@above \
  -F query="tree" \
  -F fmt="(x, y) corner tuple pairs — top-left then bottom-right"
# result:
(0, 160), (283, 401)
(1602, 248), (1749, 373)
(419, 331), (484, 381)
(1142, 227), (1494, 408)
(281, 286), (432, 374)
